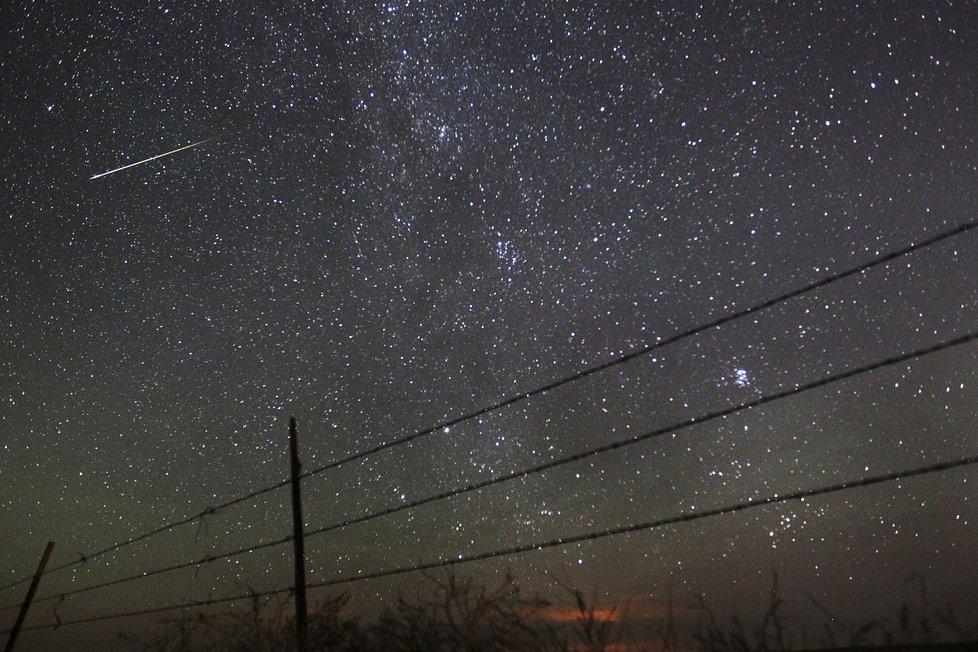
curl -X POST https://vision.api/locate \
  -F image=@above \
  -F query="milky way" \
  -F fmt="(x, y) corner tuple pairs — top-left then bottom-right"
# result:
(2, 2), (977, 649)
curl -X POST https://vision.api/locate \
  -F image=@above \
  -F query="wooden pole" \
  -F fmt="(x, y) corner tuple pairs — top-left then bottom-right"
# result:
(289, 416), (308, 652)
(4, 541), (55, 652)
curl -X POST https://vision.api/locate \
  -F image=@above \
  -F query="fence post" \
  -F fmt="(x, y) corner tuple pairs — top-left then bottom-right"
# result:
(4, 541), (55, 652)
(289, 416), (308, 652)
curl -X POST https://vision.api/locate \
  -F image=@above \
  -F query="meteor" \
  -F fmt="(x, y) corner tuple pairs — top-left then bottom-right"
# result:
(89, 137), (216, 180)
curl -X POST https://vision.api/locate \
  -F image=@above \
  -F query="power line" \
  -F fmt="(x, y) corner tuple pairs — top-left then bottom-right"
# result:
(2, 218), (973, 595)
(8, 327), (976, 613)
(11, 453), (978, 633)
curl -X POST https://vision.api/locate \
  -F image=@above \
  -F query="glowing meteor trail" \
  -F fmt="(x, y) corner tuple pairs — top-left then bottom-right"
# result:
(89, 137), (216, 180)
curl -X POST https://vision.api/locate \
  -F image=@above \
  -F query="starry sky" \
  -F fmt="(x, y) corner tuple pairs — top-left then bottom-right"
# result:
(2, 1), (978, 650)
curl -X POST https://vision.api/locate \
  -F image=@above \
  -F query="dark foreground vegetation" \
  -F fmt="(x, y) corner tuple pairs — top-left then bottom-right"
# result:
(119, 572), (978, 652)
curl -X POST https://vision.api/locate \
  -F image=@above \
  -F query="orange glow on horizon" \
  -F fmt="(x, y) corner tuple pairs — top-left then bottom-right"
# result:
(534, 603), (622, 623)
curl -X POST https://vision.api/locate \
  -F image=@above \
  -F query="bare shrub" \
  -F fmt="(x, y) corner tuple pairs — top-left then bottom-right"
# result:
(120, 572), (630, 652)
(689, 571), (978, 651)
(120, 588), (362, 652)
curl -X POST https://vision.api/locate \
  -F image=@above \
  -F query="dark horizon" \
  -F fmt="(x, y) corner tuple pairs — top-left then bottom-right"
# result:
(2, 1), (978, 650)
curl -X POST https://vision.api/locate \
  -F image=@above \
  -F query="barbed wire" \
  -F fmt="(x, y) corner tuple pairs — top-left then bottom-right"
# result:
(292, 219), (978, 487)
(1, 219), (973, 598)
(8, 216), (969, 595)
(0, 480), (291, 595)
(6, 327), (975, 613)
(10, 452), (977, 633)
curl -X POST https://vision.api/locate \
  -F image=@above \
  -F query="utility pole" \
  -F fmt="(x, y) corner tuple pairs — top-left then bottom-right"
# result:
(4, 541), (55, 652)
(289, 416), (308, 652)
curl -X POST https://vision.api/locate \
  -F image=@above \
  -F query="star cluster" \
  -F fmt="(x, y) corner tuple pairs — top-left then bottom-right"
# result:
(2, 2), (977, 649)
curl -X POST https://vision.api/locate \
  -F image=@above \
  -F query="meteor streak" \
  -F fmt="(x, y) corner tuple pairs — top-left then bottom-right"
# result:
(89, 137), (216, 180)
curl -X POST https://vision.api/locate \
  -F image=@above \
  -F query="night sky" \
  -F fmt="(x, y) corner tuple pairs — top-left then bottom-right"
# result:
(2, 2), (978, 650)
